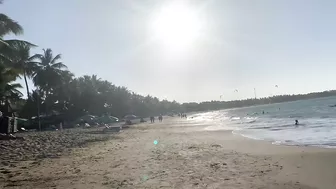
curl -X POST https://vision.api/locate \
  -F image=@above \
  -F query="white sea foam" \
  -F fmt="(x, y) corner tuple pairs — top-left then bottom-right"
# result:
(196, 96), (336, 148)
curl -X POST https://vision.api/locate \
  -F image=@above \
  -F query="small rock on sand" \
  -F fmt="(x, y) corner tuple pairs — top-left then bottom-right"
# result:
(0, 128), (112, 163)
(1, 170), (10, 174)
(210, 162), (221, 169)
(211, 144), (222, 148)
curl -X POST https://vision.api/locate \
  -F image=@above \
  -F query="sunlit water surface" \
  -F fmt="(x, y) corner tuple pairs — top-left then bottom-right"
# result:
(189, 96), (336, 148)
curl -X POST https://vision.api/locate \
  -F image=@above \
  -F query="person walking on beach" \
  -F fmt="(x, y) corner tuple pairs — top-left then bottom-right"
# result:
(150, 116), (155, 123)
(158, 115), (163, 122)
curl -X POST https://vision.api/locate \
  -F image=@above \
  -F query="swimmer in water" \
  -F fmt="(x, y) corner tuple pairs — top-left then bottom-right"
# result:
(295, 120), (299, 125)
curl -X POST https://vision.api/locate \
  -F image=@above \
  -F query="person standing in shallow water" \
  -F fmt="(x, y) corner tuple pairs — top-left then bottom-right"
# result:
(159, 115), (163, 122)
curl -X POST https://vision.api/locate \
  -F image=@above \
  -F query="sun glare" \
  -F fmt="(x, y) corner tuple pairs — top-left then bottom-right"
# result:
(151, 2), (202, 49)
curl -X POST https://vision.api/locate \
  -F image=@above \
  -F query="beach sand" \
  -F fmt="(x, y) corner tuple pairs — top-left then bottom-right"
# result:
(1, 118), (335, 189)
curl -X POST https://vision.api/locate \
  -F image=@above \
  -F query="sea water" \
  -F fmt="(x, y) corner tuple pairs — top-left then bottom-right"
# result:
(190, 96), (336, 148)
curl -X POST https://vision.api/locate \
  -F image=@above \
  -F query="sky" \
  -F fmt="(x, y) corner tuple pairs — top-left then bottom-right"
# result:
(2, 0), (336, 103)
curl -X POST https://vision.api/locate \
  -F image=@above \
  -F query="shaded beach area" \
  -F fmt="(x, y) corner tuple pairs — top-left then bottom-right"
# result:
(1, 117), (335, 189)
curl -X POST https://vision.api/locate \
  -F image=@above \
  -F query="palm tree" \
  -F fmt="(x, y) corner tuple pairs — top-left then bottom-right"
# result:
(0, 13), (23, 45)
(0, 63), (22, 116)
(32, 48), (67, 116)
(44, 70), (74, 114)
(0, 1), (36, 99)
(32, 48), (67, 94)
(0, 63), (16, 91)
(0, 11), (32, 55)
(0, 11), (23, 64)
(11, 44), (39, 99)
(0, 2), (35, 65)
(0, 82), (23, 116)
(2, 83), (23, 99)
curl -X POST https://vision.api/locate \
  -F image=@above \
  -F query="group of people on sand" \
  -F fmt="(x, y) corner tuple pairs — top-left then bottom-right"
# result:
(150, 115), (163, 123)
(178, 113), (187, 118)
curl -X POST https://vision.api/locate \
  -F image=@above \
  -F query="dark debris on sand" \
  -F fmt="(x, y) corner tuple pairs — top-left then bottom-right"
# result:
(0, 128), (116, 164)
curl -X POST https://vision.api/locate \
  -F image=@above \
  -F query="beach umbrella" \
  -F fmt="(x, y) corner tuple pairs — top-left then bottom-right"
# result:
(97, 115), (119, 124)
(124, 115), (137, 120)
(75, 115), (97, 124)
(110, 116), (119, 122)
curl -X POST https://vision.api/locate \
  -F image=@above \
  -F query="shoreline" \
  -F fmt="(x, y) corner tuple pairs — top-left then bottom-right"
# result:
(1, 118), (335, 188)
(231, 129), (336, 149)
(200, 115), (336, 150)
(215, 129), (336, 189)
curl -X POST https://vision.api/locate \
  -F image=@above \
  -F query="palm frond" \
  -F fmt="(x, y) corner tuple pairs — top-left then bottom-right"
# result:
(43, 48), (53, 62)
(7, 83), (22, 89)
(50, 62), (67, 69)
(0, 67), (18, 82)
(25, 61), (40, 76)
(0, 38), (9, 47)
(0, 40), (16, 62)
(51, 54), (61, 64)
(4, 39), (36, 49)
(0, 13), (23, 36)
(27, 54), (41, 61)
(0, 40), (37, 64)
(3, 83), (23, 97)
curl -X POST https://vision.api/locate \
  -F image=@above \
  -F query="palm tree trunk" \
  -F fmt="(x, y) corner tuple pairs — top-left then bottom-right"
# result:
(36, 92), (41, 131)
(45, 88), (49, 116)
(23, 71), (30, 99)
(3, 99), (10, 117)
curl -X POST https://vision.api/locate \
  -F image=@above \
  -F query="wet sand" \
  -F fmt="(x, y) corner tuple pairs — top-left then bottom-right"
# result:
(1, 118), (335, 189)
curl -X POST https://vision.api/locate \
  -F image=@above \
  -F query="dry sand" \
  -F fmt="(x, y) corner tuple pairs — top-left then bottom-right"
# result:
(1, 118), (336, 189)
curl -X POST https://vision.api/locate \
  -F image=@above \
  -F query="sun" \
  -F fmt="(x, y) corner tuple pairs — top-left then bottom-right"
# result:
(150, 2), (202, 49)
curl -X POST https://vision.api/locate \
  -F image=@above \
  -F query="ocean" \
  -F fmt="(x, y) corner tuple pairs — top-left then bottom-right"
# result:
(190, 96), (336, 148)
